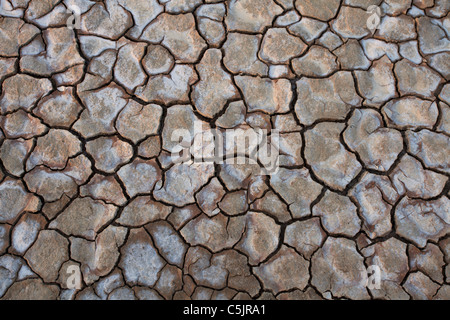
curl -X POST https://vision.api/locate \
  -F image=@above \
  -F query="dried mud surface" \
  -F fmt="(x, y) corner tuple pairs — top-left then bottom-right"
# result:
(0, 0), (449, 300)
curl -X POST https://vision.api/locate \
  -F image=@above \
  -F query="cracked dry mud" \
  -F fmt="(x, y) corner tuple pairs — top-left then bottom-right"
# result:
(0, 0), (449, 301)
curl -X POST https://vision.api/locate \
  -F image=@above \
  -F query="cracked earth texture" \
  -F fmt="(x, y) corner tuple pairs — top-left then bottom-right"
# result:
(0, 0), (449, 301)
